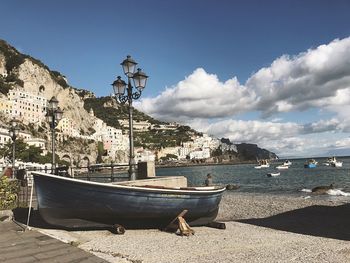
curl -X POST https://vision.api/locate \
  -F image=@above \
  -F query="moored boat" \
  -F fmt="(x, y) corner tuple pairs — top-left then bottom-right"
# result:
(283, 160), (292, 166)
(254, 159), (270, 169)
(304, 159), (318, 168)
(327, 157), (343, 167)
(32, 172), (226, 229)
(276, 165), (288, 170)
(267, 172), (280, 177)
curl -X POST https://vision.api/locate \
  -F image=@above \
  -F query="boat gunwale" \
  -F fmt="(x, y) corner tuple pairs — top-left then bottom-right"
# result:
(32, 171), (226, 194)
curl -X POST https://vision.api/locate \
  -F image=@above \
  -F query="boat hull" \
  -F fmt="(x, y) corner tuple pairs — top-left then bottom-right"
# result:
(304, 163), (316, 168)
(331, 162), (343, 167)
(267, 172), (280, 177)
(33, 172), (225, 229)
(254, 164), (269, 169)
(276, 165), (288, 170)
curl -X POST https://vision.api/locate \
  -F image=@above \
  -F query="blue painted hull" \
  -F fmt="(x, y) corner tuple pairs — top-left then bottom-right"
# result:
(33, 172), (225, 229)
(304, 163), (316, 168)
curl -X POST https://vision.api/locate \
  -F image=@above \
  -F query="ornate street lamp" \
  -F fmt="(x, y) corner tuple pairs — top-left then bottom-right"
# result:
(8, 118), (20, 179)
(112, 55), (148, 181)
(46, 96), (63, 174)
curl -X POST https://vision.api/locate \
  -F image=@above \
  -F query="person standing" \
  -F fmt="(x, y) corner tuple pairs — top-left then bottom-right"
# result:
(205, 173), (213, 186)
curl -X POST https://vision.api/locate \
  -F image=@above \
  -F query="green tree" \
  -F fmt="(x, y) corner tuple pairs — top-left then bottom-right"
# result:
(20, 145), (44, 163)
(0, 138), (51, 164)
(0, 138), (27, 163)
(96, 141), (104, 163)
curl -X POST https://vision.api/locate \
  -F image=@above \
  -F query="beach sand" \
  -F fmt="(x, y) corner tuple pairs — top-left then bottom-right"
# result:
(36, 192), (350, 263)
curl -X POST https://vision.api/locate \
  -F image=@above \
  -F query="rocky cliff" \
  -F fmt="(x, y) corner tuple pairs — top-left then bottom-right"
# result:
(236, 143), (278, 161)
(0, 39), (94, 133)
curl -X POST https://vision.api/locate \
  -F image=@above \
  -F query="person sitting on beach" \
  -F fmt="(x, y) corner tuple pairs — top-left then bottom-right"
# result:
(205, 173), (213, 186)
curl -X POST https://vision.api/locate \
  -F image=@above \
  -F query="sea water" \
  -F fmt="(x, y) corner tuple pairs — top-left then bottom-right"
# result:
(156, 157), (350, 200)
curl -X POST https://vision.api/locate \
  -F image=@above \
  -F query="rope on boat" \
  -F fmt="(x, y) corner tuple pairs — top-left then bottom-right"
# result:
(25, 179), (34, 231)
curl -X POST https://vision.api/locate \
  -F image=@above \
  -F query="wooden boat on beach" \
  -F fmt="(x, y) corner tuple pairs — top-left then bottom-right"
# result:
(32, 172), (226, 229)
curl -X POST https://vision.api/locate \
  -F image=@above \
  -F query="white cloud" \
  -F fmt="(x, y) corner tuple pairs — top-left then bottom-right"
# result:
(247, 37), (350, 116)
(202, 120), (301, 143)
(334, 137), (350, 148)
(135, 68), (254, 122)
(134, 37), (350, 156)
(137, 37), (350, 121)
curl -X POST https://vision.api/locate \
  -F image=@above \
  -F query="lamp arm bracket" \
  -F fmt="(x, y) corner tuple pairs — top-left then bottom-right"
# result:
(117, 94), (129, 104)
(132, 91), (142, 100)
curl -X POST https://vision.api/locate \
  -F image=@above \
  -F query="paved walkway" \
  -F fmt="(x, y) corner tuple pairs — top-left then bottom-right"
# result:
(0, 221), (107, 263)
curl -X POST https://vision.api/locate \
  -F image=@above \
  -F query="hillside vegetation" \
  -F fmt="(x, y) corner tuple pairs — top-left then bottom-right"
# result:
(84, 96), (202, 149)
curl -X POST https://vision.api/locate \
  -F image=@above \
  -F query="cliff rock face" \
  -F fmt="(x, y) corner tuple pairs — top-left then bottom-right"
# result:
(0, 40), (95, 133)
(236, 143), (278, 161)
(0, 53), (6, 76)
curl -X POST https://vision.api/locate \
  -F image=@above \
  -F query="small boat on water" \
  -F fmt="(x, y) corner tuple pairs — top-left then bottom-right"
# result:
(276, 165), (288, 170)
(283, 160), (292, 166)
(32, 172), (226, 229)
(304, 159), (318, 168)
(267, 172), (280, 177)
(254, 159), (270, 169)
(326, 157), (343, 167)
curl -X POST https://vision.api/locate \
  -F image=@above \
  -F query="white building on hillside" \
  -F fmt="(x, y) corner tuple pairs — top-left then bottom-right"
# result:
(0, 127), (45, 151)
(189, 148), (210, 160)
(151, 122), (178, 130)
(178, 147), (191, 159)
(56, 117), (75, 136)
(6, 88), (47, 124)
(103, 126), (129, 159)
(26, 138), (46, 150)
(135, 149), (155, 162)
(119, 119), (151, 131)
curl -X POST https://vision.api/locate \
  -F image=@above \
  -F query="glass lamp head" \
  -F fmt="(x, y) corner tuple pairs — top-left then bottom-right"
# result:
(112, 76), (127, 95)
(121, 55), (137, 78)
(49, 96), (59, 110)
(132, 68), (148, 91)
(55, 107), (63, 121)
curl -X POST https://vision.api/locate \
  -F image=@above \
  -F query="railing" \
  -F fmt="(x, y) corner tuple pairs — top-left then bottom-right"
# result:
(73, 163), (130, 182)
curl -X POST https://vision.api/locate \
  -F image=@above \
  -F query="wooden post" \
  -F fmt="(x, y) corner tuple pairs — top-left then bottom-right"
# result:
(164, 210), (188, 233)
(87, 164), (90, 181)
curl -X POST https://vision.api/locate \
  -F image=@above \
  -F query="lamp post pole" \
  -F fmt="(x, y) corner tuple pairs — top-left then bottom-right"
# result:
(127, 77), (136, 179)
(112, 56), (148, 181)
(46, 96), (63, 174)
(51, 118), (56, 173)
(9, 119), (19, 179)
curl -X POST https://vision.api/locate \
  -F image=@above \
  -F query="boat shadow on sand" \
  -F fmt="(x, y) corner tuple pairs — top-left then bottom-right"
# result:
(12, 208), (121, 232)
(237, 204), (350, 241)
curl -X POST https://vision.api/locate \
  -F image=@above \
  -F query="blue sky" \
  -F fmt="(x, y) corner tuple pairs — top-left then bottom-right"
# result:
(1, 0), (350, 157)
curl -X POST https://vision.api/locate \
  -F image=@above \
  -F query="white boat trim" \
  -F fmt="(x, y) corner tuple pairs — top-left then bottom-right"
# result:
(32, 172), (225, 194)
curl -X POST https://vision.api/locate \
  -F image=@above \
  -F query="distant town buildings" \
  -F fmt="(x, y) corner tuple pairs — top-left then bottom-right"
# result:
(0, 126), (44, 150)
(0, 88), (47, 125)
(119, 119), (151, 131)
